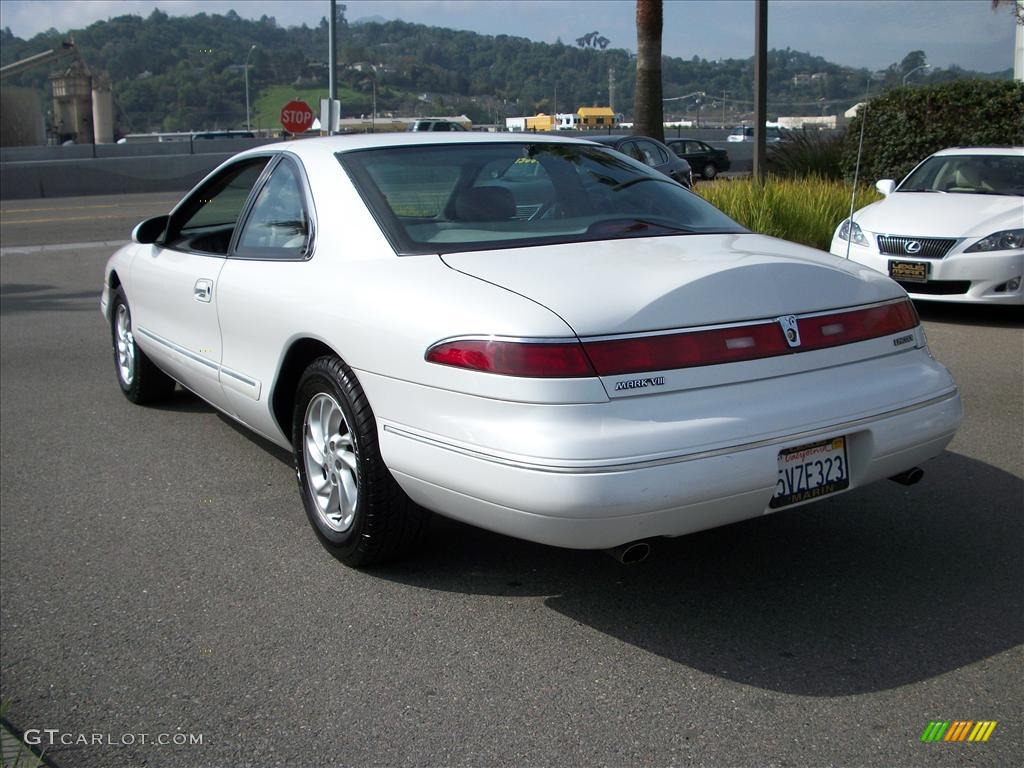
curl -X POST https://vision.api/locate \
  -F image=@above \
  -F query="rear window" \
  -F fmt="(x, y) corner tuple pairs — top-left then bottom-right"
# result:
(337, 142), (744, 255)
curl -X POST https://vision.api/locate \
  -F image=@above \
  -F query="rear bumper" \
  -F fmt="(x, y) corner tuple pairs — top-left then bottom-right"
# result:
(378, 387), (962, 550)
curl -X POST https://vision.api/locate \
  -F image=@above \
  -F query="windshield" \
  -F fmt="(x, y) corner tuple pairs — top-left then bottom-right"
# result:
(337, 142), (744, 255)
(898, 154), (1024, 196)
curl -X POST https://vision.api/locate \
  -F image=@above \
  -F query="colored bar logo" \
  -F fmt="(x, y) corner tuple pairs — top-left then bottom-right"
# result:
(921, 721), (997, 742)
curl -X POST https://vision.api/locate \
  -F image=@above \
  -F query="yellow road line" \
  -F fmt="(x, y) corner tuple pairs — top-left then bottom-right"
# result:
(1, 201), (174, 214)
(2, 213), (142, 225)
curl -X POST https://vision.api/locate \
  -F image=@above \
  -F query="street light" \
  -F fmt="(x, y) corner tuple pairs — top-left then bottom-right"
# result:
(244, 44), (256, 130)
(902, 64), (931, 86)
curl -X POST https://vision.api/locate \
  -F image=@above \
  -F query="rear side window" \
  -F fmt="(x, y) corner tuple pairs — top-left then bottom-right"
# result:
(634, 139), (668, 166)
(234, 158), (311, 259)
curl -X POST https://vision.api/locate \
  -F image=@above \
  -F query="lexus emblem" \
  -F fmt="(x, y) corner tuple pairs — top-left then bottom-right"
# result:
(905, 240), (922, 254)
(778, 315), (801, 348)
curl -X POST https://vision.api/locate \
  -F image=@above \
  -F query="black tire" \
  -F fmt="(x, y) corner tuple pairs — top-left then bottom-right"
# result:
(702, 162), (718, 180)
(292, 355), (428, 566)
(110, 287), (176, 404)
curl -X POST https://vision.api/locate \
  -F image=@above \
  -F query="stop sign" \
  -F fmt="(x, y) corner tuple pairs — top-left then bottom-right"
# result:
(280, 100), (315, 134)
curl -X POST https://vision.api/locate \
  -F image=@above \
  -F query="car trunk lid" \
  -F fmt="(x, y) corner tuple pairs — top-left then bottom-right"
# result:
(440, 233), (918, 398)
(441, 233), (903, 335)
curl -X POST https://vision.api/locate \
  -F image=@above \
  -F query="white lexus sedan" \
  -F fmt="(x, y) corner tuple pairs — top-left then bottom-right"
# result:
(831, 147), (1024, 305)
(101, 133), (962, 566)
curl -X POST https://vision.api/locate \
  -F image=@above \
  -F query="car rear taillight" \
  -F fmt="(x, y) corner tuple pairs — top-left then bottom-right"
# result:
(797, 300), (919, 350)
(426, 300), (918, 378)
(425, 338), (596, 377)
(583, 322), (787, 375)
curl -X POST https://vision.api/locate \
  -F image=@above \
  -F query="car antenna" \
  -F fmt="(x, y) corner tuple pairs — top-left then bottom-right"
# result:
(845, 75), (872, 260)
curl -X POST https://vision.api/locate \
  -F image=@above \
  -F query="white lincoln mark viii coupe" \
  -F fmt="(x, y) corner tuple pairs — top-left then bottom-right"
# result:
(101, 134), (963, 566)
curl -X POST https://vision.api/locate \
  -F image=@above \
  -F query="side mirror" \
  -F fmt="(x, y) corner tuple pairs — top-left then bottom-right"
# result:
(132, 214), (169, 245)
(875, 179), (896, 197)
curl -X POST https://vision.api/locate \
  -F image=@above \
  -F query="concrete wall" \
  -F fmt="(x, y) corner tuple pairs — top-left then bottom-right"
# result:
(0, 137), (287, 199)
(0, 136), (282, 162)
(0, 88), (45, 147)
(1, 153), (236, 199)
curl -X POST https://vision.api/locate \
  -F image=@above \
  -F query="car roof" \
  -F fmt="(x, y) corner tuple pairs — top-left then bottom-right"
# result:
(930, 147), (1024, 157)
(236, 132), (608, 163)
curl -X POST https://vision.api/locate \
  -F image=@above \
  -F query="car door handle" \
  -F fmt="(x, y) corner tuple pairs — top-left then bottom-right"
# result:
(194, 279), (213, 303)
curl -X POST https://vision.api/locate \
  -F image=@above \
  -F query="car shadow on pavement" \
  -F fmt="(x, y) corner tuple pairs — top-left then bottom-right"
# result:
(375, 449), (1022, 697)
(144, 386), (221, 415)
(914, 301), (1022, 328)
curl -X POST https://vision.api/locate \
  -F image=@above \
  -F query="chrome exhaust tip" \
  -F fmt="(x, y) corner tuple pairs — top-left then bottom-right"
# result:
(605, 540), (652, 564)
(889, 467), (924, 486)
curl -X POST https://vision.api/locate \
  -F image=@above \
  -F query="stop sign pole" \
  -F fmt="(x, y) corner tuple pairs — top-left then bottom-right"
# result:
(280, 100), (315, 136)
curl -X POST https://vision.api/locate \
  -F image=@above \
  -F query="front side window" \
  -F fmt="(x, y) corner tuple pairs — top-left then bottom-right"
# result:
(339, 142), (744, 256)
(235, 158), (311, 259)
(163, 157), (270, 255)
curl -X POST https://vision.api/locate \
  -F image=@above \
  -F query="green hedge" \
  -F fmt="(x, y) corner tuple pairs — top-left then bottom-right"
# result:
(698, 176), (882, 252)
(841, 80), (1024, 184)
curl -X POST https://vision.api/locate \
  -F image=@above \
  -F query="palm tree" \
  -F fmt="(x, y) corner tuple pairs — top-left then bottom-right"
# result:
(633, 0), (664, 141)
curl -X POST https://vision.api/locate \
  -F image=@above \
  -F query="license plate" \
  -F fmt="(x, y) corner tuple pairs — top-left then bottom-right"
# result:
(770, 437), (849, 509)
(889, 260), (928, 283)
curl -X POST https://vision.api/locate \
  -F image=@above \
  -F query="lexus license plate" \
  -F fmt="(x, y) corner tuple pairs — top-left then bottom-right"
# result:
(889, 260), (928, 283)
(770, 437), (849, 509)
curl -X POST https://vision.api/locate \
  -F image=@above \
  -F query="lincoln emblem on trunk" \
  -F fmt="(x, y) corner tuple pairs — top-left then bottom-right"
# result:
(778, 315), (801, 348)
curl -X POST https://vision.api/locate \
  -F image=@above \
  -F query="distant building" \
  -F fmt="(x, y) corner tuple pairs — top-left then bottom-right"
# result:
(776, 115), (842, 130)
(505, 116), (526, 131)
(844, 103), (866, 119)
(577, 106), (616, 128)
(556, 112), (578, 130)
(526, 113), (556, 131)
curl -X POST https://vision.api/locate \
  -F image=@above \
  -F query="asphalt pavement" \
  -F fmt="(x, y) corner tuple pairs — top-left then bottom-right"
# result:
(1, 193), (1021, 767)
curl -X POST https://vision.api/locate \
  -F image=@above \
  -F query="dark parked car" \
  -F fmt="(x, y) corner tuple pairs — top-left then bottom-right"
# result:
(665, 138), (731, 180)
(410, 120), (467, 132)
(587, 135), (693, 188)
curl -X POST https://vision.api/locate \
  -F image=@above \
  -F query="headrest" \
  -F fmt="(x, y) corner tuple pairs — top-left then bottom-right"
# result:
(454, 187), (515, 221)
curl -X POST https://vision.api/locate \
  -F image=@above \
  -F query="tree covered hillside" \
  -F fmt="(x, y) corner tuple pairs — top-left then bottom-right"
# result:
(0, 7), (1012, 133)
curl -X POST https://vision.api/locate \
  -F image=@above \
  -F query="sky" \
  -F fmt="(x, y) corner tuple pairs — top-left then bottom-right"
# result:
(0, 0), (1018, 73)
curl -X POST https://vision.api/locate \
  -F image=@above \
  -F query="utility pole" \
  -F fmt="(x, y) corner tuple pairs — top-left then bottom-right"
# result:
(244, 44), (255, 131)
(328, 0), (338, 135)
(753, 0), (768, 181)
(721, 91), (727, 127)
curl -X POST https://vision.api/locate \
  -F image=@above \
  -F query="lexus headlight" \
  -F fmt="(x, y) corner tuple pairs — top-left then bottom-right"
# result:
(964, 229), (1024, 253)
(837, 219), (869, 247)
